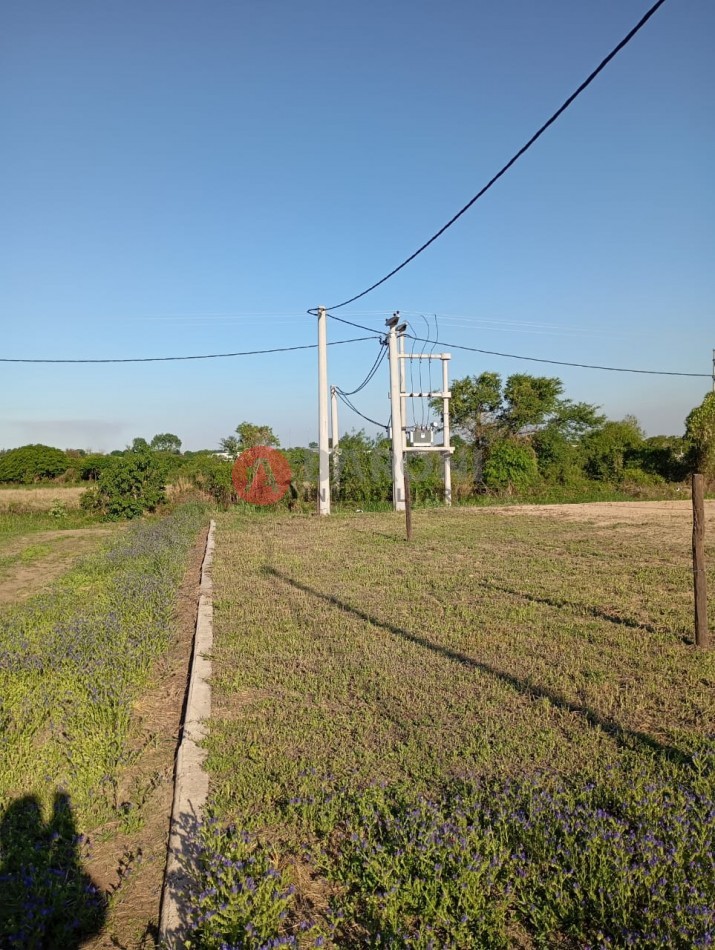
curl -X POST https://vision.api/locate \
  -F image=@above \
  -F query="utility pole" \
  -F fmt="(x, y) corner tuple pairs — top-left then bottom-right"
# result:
(387, 315), (405, 512)
(442, 355), (452, 506)
(331, 385), (340, 498)
(398, 330), (407, 454)
(317, 306), (330, 515)
(712, 348), (714, 392)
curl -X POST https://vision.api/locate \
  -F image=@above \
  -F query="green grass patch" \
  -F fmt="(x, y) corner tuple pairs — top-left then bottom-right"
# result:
(190, 508), (714, 948)
(0, 502), (210, 947)
(0, 508), (101, 542)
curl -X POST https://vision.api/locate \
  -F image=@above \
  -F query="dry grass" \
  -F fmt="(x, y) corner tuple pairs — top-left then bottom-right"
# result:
(0, 485), (85, 511)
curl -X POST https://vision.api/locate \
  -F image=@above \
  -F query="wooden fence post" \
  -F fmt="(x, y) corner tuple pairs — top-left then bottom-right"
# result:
(692, 473), (709, 649)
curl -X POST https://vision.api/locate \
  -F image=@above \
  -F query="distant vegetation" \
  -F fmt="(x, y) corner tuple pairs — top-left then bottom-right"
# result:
(0, 376), (710, 516)
(0, 444), (70, 484)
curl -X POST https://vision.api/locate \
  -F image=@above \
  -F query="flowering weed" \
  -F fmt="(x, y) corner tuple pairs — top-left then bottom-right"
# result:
(0, 503), (209, 821)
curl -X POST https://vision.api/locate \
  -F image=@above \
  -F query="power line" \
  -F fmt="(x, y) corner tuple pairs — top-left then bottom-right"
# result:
(322, 0), (668, 311)
(0, 336), (380, 364)
(404, 334), (710, 378)
(323, 312), (384, 334)
(336, 344), (387, 396)
(334, 389), (389, 430)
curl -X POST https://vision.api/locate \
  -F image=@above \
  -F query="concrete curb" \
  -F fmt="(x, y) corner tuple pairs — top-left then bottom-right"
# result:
(159, 518), (216, 947)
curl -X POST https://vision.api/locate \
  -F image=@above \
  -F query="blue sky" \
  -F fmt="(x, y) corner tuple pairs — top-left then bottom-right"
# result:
(1, 0), (713, 452)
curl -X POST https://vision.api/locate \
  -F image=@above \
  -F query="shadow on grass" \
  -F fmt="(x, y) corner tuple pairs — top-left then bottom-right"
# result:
(0, 791), (106, 948)
(265, 567), (687, 765)
(479, 579), (665, 636)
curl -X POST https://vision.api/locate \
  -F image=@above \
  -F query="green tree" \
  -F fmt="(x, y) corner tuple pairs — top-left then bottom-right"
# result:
(130, 437), (150, 453)
(531, 427), (582, 484)
(81, 449), (167, 519)
(532, 402), (605, 484)
(685, 391), (715, 475)
(499, 374), (563, 433)
(432, 372), (502, 485)
(150, 433), (182, 454)
(446, 373), (503, 442)
(0, 444), (69, 483)
(433, 372), (602, 489)
(219, 422), (280, 459)
(582, 416), (645, 482)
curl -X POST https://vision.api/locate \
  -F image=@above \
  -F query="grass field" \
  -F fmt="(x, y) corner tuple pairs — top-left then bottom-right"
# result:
(191, 503), (715, 948)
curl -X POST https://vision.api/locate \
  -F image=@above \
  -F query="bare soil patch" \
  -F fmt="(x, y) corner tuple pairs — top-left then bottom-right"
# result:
(472, 499), (714, 526)
(83, 524), (209, 949)
(0, 526), (120, 604)
(469, 499), (715, 547)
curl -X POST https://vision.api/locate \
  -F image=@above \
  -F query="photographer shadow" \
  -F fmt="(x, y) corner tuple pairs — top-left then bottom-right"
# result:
(0, 791), (106, 948)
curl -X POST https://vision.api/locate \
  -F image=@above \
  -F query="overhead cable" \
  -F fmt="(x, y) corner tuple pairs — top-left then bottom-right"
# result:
(336, 345), (387, 396)
(335, 389), (389, 430)
(324, 313), (384, 334)
(0, 336), (380, 364)
(321, 0), (668, 311)
(404, 334), (710, 378)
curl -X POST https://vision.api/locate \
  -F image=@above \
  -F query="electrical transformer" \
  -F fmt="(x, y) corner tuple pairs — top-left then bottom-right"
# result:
(409, 427), (434, 447)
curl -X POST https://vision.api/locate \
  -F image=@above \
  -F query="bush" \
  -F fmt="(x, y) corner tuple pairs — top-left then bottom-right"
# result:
(483, 440), (539, 494)
(78, 454), (111, 482)
(81, 450), (167, 519)
(0, 445), (69, 484)
(180, 453), (235, 506)
(334, 432), (392, 504)
(621, 465), (664, 487)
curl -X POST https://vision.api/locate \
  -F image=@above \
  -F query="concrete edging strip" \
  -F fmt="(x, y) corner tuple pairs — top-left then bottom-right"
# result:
(159, 518), (216, 946)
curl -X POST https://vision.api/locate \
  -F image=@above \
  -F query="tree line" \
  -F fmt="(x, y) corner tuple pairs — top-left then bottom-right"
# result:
(0, 376), (713, 516)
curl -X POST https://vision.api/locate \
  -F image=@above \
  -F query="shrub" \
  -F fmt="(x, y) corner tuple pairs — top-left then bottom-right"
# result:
(78, 454), (111, 482)
(334, 432), (392, 504)
(685, 391), (715, 475)
(0, 445), (69, 484)
(582, 418), (644, 482)
(181, 453), (235, 506)
(81, 449), (167, 519)
(621, 465), (664, 487)
(483, 439), (539, 494)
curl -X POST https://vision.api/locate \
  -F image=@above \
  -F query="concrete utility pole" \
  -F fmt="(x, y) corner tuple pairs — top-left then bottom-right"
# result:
(317, 306), (330, 515)
(442, 355), (452, 506)
(398, 330), (407, 452)
(387, 316), (405, 511)
(331, 385), (340, 497)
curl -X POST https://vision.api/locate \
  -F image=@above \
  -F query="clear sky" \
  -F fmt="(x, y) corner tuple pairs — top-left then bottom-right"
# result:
(1, 0), (713, 452)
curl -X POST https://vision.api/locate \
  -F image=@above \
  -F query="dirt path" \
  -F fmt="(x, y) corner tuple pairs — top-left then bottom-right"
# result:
(460, 498), (715, 556)
(0, 527), (120, 604)
(471, 499), (715, 526)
